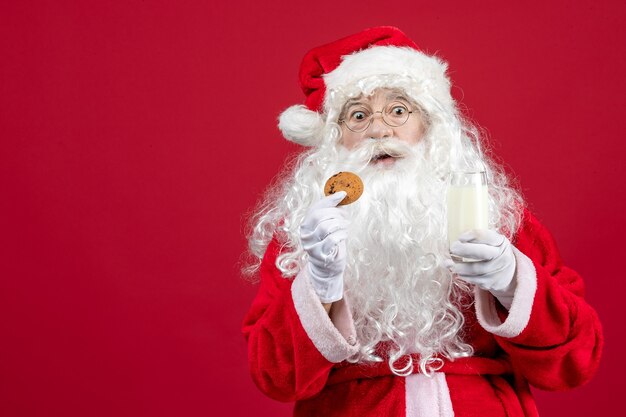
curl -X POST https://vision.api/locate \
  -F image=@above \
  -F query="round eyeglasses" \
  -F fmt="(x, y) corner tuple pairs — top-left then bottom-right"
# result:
(339, 101), (416, 133)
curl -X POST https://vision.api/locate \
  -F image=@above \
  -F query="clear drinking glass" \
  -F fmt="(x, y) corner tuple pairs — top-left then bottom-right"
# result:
(447, 171), (489, 261)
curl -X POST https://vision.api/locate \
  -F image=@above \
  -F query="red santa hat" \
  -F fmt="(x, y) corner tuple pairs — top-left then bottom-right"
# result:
(278, 26), (454, 147)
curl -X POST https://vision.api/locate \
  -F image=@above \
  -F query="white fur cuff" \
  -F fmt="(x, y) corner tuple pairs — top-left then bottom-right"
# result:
(291, 268), (359, 363)
(474, 247), (537, 338)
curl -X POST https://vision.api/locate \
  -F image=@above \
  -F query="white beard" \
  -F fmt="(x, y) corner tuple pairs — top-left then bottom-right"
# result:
(246, 120), (525, 375)
(322, 138), (474, 375)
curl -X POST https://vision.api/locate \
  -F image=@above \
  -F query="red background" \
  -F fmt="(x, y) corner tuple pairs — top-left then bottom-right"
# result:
(1, 1), (624, 416)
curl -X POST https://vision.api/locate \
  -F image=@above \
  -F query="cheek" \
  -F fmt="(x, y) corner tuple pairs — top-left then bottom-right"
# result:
(395, 131), (418, 145)
(401, 121), (426, 144)
(341, 130), (361, 149)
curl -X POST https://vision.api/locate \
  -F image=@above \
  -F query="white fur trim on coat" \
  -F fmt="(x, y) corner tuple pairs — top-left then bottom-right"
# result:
(406, 373), (454, 417)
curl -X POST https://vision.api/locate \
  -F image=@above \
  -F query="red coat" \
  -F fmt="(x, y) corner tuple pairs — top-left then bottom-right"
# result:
(243, 209), (603, 417)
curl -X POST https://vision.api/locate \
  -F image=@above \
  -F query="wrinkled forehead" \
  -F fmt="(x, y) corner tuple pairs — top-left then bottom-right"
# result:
(342, 87), (414, 109)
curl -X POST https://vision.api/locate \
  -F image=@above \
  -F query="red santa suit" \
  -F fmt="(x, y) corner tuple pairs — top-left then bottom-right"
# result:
(242, 208), (603, 417)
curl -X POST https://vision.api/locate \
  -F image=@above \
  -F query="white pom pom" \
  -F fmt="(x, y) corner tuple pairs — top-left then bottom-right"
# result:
(278, 105), (324, 147)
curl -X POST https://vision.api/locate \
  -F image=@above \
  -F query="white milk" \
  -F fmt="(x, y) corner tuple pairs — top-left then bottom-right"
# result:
(447, 184), (489, 247)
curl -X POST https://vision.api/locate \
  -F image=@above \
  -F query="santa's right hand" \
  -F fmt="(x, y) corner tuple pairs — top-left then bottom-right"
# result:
(300, 191), (349, 303)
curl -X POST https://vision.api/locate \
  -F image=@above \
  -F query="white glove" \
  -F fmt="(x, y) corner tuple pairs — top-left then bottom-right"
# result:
(445, 229), (517, 310)
(300, 191), (349, 303)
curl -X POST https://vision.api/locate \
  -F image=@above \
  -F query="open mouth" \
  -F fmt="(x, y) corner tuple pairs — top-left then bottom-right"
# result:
(371, 152), (398, 164)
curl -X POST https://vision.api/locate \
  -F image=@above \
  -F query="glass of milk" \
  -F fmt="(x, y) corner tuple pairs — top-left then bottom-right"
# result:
(447, 171), (489, 261)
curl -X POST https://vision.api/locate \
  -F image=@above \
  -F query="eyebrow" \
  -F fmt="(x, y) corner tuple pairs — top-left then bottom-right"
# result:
(387, 93), (410, 102)
(343, 98), (366, 108)
(344, 93), (410, 108)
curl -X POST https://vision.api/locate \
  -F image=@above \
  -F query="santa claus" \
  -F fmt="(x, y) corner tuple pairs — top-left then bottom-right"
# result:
(242, 26), (603, 417)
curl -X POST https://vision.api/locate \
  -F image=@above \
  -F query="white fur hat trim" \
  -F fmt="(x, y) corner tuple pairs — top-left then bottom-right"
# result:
(323, 46), (452, 113)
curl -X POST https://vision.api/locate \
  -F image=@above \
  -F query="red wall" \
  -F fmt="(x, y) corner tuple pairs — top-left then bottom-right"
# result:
(1, 1), (623, 416)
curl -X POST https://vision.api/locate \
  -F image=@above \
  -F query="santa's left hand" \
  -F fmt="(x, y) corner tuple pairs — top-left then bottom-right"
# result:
(445, 229), (517, 310)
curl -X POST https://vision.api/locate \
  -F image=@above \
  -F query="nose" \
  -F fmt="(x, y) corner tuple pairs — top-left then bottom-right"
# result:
(367, 112), (393, 139)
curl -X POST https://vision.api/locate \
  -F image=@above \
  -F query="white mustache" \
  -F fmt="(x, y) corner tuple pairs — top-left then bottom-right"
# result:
(348, 138), (414, 163)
